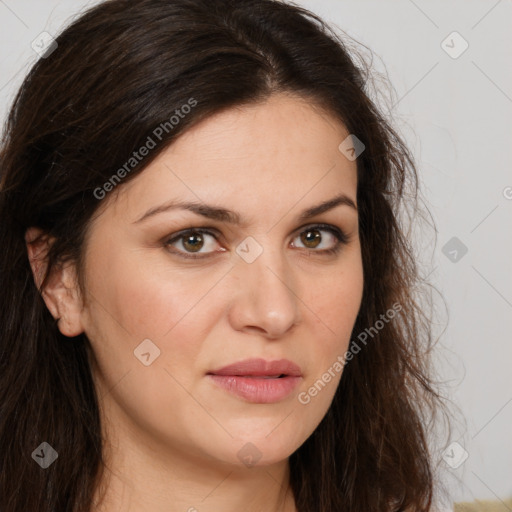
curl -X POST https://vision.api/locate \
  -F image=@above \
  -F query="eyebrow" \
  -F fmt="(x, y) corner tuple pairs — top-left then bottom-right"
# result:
(133, 192), (357, 225)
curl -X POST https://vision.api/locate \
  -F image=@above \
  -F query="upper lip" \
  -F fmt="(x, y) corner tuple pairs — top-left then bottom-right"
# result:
(207, 358), (302, 377)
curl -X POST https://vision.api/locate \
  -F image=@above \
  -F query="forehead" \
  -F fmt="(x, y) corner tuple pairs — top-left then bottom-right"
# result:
(168, 93), (351, 161)
(102, 93), (358, 224)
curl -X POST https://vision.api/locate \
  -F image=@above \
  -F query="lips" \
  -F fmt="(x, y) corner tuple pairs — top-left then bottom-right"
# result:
(206, 358), (303, 403)
(207, 358), (302, 378)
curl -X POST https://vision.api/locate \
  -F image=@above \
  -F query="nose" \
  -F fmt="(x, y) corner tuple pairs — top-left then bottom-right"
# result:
(227, 243), (301, 339)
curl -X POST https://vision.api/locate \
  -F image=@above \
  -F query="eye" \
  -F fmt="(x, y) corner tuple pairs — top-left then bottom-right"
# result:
(291, 224), (348, 255)
(164, 223), (349, 259)
(165, 228), (222, 258)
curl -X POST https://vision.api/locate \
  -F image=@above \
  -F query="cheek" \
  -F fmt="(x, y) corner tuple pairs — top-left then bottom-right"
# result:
(299, 257), (364, 395)
(292, 268), (363, 429)
(84, 248), (223, 375)
(305, 262), (363, 339)
(82, 251), (224, 439)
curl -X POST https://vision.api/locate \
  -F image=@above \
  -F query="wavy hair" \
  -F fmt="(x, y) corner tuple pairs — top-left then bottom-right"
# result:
(0, 0), (451, 510)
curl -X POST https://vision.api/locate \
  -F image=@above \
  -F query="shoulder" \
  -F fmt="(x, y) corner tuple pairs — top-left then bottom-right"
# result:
(454, 499), (512, 512)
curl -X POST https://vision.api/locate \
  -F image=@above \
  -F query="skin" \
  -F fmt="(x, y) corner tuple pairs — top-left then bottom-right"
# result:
(26, 92), (364, 512)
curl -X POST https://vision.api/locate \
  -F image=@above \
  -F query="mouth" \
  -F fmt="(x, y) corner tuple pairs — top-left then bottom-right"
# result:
(209, 373), (287, 379)
(207, 358), (302, 378)
(206, 358), (302, 403)
(239, 374), (285, 378)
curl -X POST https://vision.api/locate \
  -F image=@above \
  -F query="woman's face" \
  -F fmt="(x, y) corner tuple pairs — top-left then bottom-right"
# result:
(78, 92), (364, 469)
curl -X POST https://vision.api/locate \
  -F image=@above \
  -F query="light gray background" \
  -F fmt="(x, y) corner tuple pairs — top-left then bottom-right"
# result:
(1, 0), (511, 507)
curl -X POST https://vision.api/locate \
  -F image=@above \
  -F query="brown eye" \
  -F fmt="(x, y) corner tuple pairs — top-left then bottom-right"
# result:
(164, 224), (348, 260)
(165, 229), (222, 258)
(182, 232), (205, 252)
(292, 224), (347, 254)
(300, 229), (322, 249)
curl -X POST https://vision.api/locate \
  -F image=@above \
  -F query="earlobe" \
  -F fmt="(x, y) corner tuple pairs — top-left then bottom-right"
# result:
(25, 227), (85, 338)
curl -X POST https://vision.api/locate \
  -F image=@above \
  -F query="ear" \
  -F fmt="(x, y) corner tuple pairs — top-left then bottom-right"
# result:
(25, 227), (85, 337)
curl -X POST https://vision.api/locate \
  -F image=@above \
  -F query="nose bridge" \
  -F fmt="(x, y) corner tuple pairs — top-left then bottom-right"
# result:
(229, 235), (300, 337)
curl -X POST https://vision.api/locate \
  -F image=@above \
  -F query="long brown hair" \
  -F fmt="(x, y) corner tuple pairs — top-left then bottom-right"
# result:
(0, 0), (452, 510)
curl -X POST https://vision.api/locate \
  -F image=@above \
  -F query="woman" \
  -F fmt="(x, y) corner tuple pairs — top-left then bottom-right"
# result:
(0, 0), (451, 510)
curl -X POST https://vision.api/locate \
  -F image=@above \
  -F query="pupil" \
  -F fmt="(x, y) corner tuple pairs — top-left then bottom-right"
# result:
(302, 229), (320, 248)
(184, 232), (203, 252)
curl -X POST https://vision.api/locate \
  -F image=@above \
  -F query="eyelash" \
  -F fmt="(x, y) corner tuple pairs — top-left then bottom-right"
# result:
(164, 223), (350, 260)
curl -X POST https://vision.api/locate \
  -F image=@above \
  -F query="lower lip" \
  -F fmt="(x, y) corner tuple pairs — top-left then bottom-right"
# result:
(207, 375), (301, 403)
